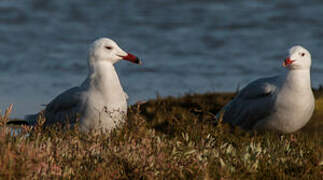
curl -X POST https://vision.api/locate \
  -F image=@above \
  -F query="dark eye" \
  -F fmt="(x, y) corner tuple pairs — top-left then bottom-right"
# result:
(105, 46), (112, 50)
(301, 53), (305, 56)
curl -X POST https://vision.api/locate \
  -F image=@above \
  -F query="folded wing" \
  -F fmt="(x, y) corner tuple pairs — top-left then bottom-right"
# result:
(221, 76), (280, 129)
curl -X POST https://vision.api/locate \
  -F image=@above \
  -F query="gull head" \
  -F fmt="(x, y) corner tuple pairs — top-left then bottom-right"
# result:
(283, 45), (311, 70)
(89, 38), (141, 65)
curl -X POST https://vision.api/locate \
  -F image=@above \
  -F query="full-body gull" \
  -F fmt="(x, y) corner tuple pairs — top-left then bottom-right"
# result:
(218, 45), (314, 133)
(17, 38), (141, 132)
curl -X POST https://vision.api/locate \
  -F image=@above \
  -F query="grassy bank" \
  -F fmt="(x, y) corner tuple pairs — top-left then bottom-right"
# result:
(0, 90), (322, 179)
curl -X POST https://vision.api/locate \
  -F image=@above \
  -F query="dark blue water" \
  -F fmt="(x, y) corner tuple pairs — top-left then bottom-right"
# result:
(1, 0), (323, 118)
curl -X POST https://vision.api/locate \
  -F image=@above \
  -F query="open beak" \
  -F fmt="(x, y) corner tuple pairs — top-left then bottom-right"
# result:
(282, 57), (295, 67)
(120, 53), (141, 64)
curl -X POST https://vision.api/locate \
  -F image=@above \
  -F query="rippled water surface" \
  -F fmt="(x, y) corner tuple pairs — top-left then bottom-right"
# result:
(1, 0), (323, 118)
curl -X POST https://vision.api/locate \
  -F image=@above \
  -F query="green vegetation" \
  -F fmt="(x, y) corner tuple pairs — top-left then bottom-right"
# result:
(0, 90), (322, 179)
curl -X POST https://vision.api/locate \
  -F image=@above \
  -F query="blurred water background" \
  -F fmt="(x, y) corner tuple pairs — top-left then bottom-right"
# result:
(0, 0), (323, 118)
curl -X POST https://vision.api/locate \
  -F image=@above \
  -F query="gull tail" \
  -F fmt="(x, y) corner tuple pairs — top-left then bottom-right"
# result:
(7, 114), (39, 126)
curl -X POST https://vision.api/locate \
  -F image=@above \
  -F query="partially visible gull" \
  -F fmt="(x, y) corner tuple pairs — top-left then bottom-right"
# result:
(218, 45), (314, 133)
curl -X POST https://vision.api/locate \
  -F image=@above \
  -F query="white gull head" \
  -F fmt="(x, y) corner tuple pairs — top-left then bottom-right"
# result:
(89, 38), (141, 66)
(283, 45), (311, 70)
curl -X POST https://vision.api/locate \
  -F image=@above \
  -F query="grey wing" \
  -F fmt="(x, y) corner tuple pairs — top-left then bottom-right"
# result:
(221, 76), (280, 129)
(43, 86), (84, 126)
(46, 87), (83, 113)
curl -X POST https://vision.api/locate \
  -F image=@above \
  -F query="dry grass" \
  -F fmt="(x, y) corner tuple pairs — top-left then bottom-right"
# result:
(0, 90), (322, 179)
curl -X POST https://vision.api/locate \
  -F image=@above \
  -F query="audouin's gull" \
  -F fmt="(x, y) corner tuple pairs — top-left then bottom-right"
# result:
(218, 45), (314, 133)
(21, 38), (141, 132)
